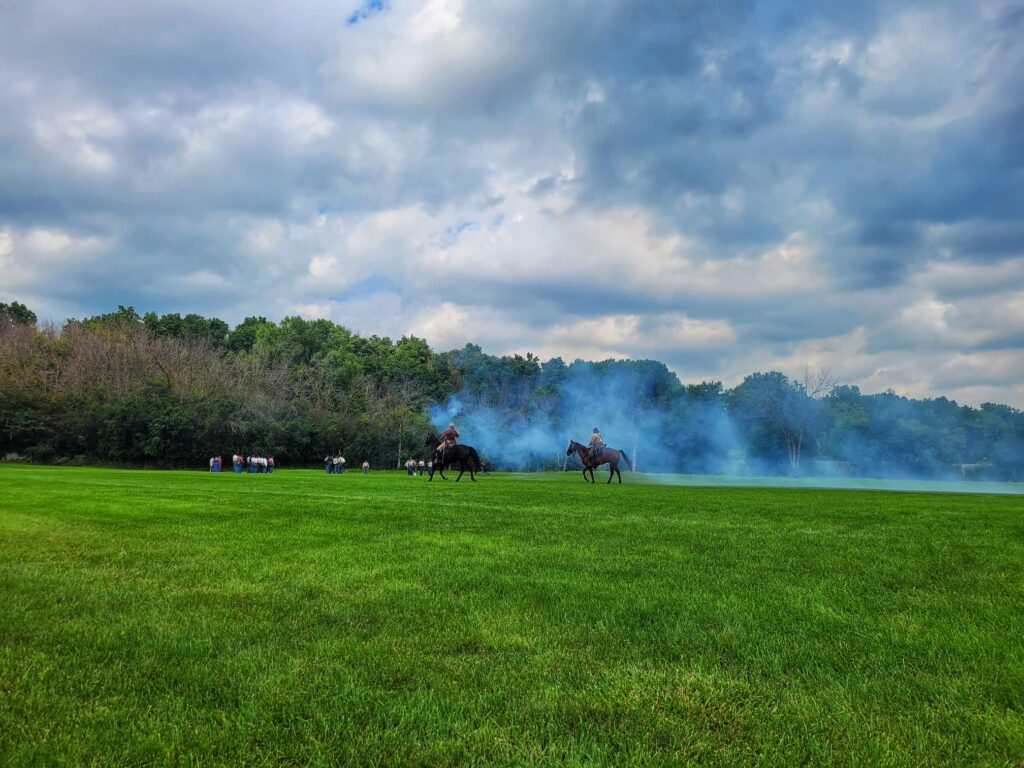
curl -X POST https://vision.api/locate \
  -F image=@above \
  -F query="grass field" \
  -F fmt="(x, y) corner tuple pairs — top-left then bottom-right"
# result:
(1, 465), (1022, 766)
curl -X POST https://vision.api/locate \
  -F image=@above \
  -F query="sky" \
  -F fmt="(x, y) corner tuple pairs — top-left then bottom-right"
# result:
(1, 0), (1022, 406)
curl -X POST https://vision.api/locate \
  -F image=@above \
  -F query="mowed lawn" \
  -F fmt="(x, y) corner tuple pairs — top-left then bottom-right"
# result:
(1, 466), (1022, 767)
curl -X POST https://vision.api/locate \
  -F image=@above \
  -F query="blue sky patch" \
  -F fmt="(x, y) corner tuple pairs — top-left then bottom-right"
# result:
(347, 0), (386, 26)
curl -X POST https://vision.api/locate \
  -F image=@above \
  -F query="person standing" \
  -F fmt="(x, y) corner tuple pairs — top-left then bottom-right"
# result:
(361, 460), (369, 474)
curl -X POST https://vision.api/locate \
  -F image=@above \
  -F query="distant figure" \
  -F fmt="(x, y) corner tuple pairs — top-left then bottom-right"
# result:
(589, 427), (605, 466)
(418, 460), (425, 476)
(324, 455), (332, 474)
(567, 438), (630, 484)
(268, 457), (274, 473)
(361, 460), (370, 474)
(406, 458), (416, 476)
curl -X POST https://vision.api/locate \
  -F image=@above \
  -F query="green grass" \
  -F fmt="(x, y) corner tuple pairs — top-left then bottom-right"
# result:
(1, 465), (1022, 767)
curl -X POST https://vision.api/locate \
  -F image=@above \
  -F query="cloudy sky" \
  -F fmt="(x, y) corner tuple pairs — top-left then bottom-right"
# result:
(1, 0), (1022, 405)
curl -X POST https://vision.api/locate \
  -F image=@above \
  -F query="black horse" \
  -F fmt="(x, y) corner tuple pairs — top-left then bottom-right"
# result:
(425, 433), (483, 482)
(567, 439), (631, 484)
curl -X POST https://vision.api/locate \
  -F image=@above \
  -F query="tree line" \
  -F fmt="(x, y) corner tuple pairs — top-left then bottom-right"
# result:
(1, 301), (1021, 479)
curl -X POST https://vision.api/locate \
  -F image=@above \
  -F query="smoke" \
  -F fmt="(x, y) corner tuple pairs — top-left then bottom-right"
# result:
(637, 473), (1024, 495)
(430, 395), (574, 471)
(427, 354), (1024, 492)
(429, 357), (738, 473)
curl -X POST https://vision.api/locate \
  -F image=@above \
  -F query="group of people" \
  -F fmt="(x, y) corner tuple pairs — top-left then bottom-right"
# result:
(324, 456), (373, 474)
(208, 455), (275, 472)
(233, 454), (274, 473)
(405, 458), (427, 475)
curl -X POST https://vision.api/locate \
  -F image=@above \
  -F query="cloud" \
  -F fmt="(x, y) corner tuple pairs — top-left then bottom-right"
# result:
(0, 0), (1022, 406)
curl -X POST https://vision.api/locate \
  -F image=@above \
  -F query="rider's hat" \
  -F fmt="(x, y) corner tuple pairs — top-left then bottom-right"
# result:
(593, 427), (599, 433)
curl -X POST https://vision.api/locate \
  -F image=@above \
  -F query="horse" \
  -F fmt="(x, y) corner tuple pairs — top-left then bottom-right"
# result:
(566, 439), (631, 484)
(425, 433), (483, 482)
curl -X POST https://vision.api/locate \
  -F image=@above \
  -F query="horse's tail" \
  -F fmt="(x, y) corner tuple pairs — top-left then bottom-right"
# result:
(619, 450), (632, 471)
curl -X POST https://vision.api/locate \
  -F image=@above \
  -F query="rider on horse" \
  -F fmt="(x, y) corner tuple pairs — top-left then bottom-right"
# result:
(437, 423), (460, 459)
(588, 427), (605, 466)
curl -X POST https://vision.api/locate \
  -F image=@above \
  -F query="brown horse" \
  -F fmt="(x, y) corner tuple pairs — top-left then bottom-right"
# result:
(567, 439), (630, 484)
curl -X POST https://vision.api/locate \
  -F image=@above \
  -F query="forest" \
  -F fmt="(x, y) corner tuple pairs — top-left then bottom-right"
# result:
(1, 300), (1022, 479)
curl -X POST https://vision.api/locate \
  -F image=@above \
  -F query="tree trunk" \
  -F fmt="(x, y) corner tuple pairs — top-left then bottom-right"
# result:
(396, 413), (403, 469)
(562, 400), (579, 471)
(784, 429), (804, 474)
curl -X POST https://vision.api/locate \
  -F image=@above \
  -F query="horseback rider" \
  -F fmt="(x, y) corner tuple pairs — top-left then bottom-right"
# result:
(436, 422), (460, 459)
(588, 427), (605, 466)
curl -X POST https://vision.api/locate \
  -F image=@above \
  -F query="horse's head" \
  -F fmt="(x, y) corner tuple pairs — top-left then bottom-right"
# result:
(566, 440), (579, 455)
(425, 433), (438, 447)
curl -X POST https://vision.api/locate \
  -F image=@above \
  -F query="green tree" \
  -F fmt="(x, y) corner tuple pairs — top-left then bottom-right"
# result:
(0, 301), (37, 325)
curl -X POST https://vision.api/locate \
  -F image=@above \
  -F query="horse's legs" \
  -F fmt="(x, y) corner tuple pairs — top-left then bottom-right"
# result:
(606, 460), (614, 484)
(455, 461), (465, 482)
